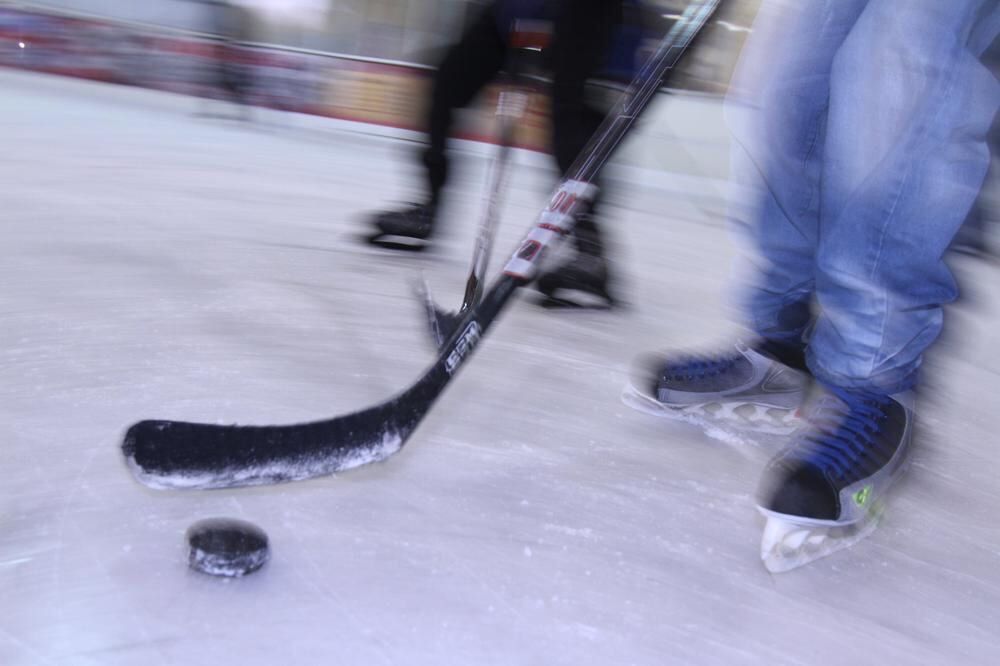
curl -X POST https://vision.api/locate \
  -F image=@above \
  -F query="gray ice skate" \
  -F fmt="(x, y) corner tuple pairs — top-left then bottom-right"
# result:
(622, 340), (809, 434)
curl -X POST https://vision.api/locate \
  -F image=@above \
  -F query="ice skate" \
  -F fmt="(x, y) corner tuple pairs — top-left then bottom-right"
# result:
(365, 202), (436, 251)
(535, 214), (618, 309)
(756, 387), (914, 572)
(622, 340), (809, 434)
(535, 252), (616, 309)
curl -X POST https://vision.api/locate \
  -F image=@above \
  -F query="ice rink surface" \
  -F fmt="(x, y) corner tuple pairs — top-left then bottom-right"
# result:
(3, 68), (1000, 665)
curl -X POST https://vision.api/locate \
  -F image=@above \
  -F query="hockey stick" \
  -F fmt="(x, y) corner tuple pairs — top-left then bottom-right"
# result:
(460, 88), (523, 311)
(122, 0), (722, 490)
(461, 25), (552, 312)
(419, 32), (545, 346)
(417, 88), (528, 346)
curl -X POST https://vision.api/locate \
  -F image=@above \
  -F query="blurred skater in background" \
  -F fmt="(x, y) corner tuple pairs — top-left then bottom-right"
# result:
(626, 0), (1000, 571)
(199, 0), (255, 118)
(366, 0), (631, 309)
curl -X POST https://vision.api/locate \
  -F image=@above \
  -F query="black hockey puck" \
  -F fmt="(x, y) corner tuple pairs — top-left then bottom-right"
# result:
(186, 518), (270, 577)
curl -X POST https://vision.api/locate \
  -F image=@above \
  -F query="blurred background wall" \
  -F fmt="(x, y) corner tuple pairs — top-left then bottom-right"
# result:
(0, 0), (761, 182)
(9, 0), (758, 84)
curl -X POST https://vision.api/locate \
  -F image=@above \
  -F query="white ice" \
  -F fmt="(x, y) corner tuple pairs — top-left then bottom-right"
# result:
(2, 68), (1000, 665)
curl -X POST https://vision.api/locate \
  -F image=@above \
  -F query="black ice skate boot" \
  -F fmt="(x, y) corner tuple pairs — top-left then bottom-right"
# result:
(535, 214), (616, 308)
(365, 202), (437, 251)
(756, 385), (914, 572)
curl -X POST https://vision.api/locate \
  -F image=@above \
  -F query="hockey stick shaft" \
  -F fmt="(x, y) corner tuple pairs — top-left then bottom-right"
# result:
(460, 25), (549, 312)
(460, 88), (525, 311)
(501, 0), (720, 282)
(455, 0), (722, 373)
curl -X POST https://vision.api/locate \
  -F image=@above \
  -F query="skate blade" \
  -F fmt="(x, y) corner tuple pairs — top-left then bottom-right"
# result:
(364, 232), (430, 252)
(536, 292), (616, 310)
(759, 505), (883, 573)
(621, 383), (800, 437)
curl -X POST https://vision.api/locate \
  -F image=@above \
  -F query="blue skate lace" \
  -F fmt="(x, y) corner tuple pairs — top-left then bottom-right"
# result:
(667, 354), (739, 380)
(790, 387), (894, 479)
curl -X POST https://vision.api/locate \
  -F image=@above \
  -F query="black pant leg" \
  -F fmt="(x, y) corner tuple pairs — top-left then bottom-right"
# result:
(549, 1), (619, 173)
(549, 0), (621, 254)
(424, 4), (508, 204)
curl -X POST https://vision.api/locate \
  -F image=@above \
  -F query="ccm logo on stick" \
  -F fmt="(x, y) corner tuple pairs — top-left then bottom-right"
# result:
(445, 321), (482, 374)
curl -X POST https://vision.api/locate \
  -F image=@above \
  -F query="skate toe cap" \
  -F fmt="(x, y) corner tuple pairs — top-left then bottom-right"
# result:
(759, 464), (840, 521)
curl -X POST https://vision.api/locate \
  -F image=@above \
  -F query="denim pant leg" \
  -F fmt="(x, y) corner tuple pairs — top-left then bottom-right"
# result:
(807, 0), (1000, 393)
(727, 0), (868, 347)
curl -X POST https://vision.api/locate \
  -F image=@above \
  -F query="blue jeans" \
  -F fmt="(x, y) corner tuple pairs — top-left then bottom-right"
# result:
(727, 0), (1000, 393)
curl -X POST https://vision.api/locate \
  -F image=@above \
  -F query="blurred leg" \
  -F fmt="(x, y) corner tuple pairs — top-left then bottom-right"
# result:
(423, 4), (507, 205)
(549, 0), (621, 254)
(727, 0), (867, 345)
(808, 0), (1000, 392)
(951, 36), (998, 256)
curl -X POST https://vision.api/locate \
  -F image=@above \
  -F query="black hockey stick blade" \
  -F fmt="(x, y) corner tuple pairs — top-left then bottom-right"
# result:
(123, 278), (513, 490)
(123, 358), (447, 489)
